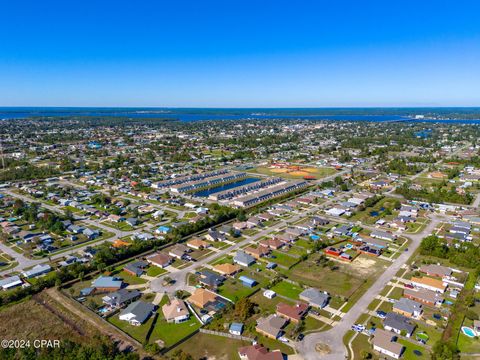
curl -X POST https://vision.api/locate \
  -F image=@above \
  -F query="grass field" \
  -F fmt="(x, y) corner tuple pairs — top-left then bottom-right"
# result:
(168, 332), (250, 359)
(0, 292), (104, 346)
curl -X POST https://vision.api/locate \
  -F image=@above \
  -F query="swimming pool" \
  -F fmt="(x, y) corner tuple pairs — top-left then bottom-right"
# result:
(310, 235), (320, 241)
(461, 326), (476, 338)
(345, 244), (353, 249)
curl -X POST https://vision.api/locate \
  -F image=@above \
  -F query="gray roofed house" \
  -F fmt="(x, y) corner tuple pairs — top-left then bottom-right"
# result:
(126, 217), (138, 226)
(233, 251), (256, 267)
(419, 264), (452, 278)
(393, 297), (423, 318)
(22, 264), (52, 279)
(124, 261), (148, 277)
(91, 276), (123, 290)
(383, 312), (416, 337)
(446, 232), (469, 241)
(102, 289), (141, 308)
(83, 228), (100, 239)
(199, 270), (225, 288)
(370, 230), (396, 241)
(333, 225), (351, 236)
(0, 275), (23, 290)
(255, 314), (288, 339)
(299, 288), (330, 308)
(119, 300), (156, 326)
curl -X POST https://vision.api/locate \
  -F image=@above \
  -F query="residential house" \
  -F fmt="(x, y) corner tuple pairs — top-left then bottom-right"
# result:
(162, 298), (190, 323)
(419, 264), (452, 278)
(255, 314), (288, 339)
(393, 297), (423, 318)
(383, 312), (416, 337)
(299, 288), (329, 309)
(213, 263), (241, 276)
(124, 261), (148, 277)
(373, 329), (405, 359)
(22, 264), (52, 279)
(91, 276), (123, 292)
(119, 301), (155, 326)
(244, 246), (270, 259)
(410, 276), (447, 293)
(237, 345), (283, 360)
(102, 289), (141, 308)
(234, 251), (256, 267)
(198, 270), (225, 289)
(259, 238), (285, 250)
(404, 288), (444, 306)
(0, 275), (23, 290)
(187, 238), (209, 250)
(276, 302), (309, 323)
(147, 253), (172, 268)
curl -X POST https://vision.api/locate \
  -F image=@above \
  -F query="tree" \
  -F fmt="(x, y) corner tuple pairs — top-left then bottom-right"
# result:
(432, 341), (459, 360)
(360, 350), (372, 359)
(170, 349), (194, 360)
(234, 298), (255, 321)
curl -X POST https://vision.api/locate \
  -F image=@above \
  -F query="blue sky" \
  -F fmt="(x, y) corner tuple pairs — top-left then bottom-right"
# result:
(1, 0), (479, 107)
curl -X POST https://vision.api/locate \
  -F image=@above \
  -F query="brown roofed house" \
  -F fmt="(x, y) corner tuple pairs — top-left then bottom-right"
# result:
(146, 253), (172, 268)
(187, 288), (218, 309)
(244, 246), (271, 259)
(187, 238), (209, 250)
(238, 344), (283, 360)
(259, 238), (285, 250)
(276, 302), (309, 323)
(214, 263), (241, 276)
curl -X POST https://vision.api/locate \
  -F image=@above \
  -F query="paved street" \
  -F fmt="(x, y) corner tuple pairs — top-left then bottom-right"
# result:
(297, 214), (443, 360)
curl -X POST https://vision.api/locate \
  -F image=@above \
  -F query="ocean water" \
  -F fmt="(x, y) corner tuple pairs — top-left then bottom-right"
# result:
(0, 107), (480, 123)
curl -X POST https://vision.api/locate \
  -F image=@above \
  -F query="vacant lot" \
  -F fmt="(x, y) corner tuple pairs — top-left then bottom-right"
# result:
(169, 332), (250, 360)
(284, 254), (388, 298)
(0, 291), (103, 346)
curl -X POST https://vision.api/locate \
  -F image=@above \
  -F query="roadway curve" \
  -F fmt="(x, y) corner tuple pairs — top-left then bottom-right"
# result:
(297, 214), (443, 360)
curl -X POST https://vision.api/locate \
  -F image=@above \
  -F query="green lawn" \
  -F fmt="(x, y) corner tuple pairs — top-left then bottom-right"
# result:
(108, 315), (153, 343)
(115, 270), (148, 285)
(270, 280), (303, 300)
(149, 316), (201, 347)
(218, 276), (263, 301)
(397, 338), (430, 360)
(146, 266), (167, 277)
(269, 250), (299, 268)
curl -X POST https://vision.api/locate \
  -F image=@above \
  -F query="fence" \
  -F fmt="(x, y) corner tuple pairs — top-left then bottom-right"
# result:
(199, 328), (254, 342)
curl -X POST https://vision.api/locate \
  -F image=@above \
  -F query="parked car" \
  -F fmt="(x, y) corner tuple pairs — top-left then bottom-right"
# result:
(376, 311), (387, 319)
(352, 324), (365, 332)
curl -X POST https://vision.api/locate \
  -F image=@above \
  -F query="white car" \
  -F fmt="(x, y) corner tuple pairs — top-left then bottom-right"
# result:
(352, 324), (365, 332)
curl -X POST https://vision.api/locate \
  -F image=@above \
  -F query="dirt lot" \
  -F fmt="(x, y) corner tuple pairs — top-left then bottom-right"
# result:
(285, 254), (388, 298)
(0, 291), (103, 346)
